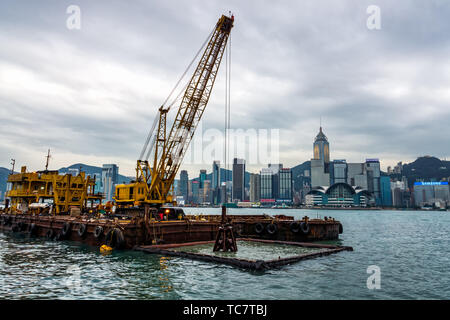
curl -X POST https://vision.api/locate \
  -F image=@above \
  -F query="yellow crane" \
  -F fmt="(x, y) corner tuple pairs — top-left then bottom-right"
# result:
(114, 14), (234, 211)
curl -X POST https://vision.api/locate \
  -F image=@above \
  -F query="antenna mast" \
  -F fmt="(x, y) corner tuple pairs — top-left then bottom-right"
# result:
(45, 149), (51, 171)
(10, 159), (15, 174)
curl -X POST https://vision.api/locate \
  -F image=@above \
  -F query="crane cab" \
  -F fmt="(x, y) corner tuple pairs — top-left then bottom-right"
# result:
(156, 207), (185, 221)
(114, 181), (147, 205)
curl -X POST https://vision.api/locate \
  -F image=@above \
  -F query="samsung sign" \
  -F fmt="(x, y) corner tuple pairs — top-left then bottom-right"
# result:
(414, 182), (449, 186)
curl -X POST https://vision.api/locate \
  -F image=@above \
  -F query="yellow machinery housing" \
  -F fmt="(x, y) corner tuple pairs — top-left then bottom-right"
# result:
(5, 166), (103, 215)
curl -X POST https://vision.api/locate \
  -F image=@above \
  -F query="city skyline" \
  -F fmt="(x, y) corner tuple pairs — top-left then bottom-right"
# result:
(1, 1), (450, 177)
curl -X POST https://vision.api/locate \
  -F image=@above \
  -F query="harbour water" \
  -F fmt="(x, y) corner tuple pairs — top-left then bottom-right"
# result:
(0, 208), (449, 299)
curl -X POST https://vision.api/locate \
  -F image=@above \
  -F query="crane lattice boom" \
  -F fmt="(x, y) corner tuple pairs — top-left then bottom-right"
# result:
(114, 14), (234, 207)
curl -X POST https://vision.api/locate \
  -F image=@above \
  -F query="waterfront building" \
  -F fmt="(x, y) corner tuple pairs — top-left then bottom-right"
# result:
(394, 162), (403, 174)
(199, 169), (207, 189)
(179, 170), (189, 202)
(268, 164), (282, 199)
(249, 173), (261, 202)
(175, 195), (185, 206)
(260, 168), (273, 200)
(330, 160), (347, 184)
(391, 180), (408, 208)
(232, 158), (245, 202)
(212, 161), (220, 205)
(305, 183), (374, 207)
(212, 161), (220, 190)
(220, 182), (227, 204)
(279, 168), (292, 203)
(380, 176), (393, 207)
(413, 181), (449, 207)
(365, 159), (381, 205)
(347, 163), (367, 189)
(191, 180), (200, 204)
(101, 164), (118, 202)
(202, 180), (212, 204)
(387, 166), (392, 175)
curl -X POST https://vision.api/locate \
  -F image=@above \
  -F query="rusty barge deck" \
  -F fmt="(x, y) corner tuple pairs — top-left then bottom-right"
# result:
(0, 213), (344, 249)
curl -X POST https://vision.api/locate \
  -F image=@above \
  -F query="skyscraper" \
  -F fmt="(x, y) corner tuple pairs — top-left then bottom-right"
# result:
(365, 159), (381, 204)
(199, 169), (207, 189)
(212, 161), (221, 204)
(232, 158), (245, 202)
(260, 168), (273, 199)
(191, 180), (200, 204)
(101, 164), (118, 202)
(249, 173), (260, 202)
(311, 127), (330, 187)
(314, 127), (330, 163)
(380, 176), (392, 207)
(212, 161), (220, 190)
(279, 168), (292, 202)
(179, 170), (189, 202)
(268, 164), (282, 199)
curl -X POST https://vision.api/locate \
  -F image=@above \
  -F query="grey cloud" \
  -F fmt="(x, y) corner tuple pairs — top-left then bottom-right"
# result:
(0, 0), (449, 178)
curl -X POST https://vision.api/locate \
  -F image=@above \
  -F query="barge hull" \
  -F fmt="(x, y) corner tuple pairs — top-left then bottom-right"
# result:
(0, 214), (342, 249)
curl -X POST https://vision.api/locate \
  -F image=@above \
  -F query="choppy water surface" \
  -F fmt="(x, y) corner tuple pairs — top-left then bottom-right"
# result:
(0, 209), (449, 299)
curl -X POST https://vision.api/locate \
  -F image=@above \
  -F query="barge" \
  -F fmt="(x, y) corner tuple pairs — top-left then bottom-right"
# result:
(0, 166), (344, 250)
(0, 212), (343, 250)
(0, 165), (347, 269)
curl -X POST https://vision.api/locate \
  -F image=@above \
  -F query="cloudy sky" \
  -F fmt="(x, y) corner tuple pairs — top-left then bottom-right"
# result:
(0, 0), (449, 178)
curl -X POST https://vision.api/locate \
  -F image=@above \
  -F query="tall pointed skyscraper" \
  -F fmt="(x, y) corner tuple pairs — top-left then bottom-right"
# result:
(311, 126), (330, 187)
(313, 126), (330, 164)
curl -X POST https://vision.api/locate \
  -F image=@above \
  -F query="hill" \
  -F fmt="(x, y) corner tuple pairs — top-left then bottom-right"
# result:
(402, 156), (450, 187)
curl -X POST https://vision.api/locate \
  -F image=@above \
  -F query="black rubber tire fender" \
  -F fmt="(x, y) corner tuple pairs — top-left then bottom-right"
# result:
(105, 228), (125, 249)
(94, 226), (103, 239)
(114, 228), (125, 249)
(289, 222), (301, 234)
(61, 222), (71, 238)
(338, 223), (343, 234)
(29, 223), (37, 236)
(300, 222), (310, 235)
(11, 224), (20, 233)
(46, 229), (54, 239)
(266, 223), (278, 235)
(17, 221), (25, 231)
(78, 223), (87, 238)
(254, 223), (264, 234)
